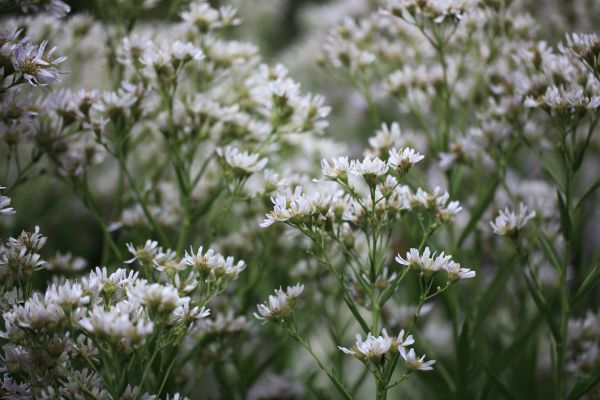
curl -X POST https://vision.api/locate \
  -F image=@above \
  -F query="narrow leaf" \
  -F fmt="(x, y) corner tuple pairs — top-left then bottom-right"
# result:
(457, 176), (499, 247)
(557, 190), (572, 241)
(573, 257), (600, 305)
(522, 271), (560, 340)
(482, 365), (519, 400)
(576, 174), (600, 210)
(532, 222), (563, 273)
(567, 362), (600, 400)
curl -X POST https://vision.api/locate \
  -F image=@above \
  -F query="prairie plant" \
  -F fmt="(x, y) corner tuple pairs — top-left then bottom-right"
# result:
(1, 0), (600, 399)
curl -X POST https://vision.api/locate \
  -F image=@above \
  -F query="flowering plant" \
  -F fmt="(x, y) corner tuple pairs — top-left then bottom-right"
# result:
(1, 0), (600, 399)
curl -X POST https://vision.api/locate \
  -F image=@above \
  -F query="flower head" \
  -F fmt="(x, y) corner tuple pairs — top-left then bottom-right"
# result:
(490, 203), (536, 237)
(254, 284), (304, 322)
(400, 347), (436, 371)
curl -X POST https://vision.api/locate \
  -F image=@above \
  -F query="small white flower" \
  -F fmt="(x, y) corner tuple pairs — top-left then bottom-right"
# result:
(0, 187), (15, 215)
(388, 147), (424, 174)
(260, 187), (317, 228)
(183, 246), (245, 280)
(395, 247), (452, 274)
(321, 157), (351, 181)
(216, 146), (268, 177)
(444, 261), (476, 281)
(400, 347), (436, 371)
(254, 284), (304, 321)
(339, 332), (392, 360)
(125, 240), (160, 266)
(350, 156), (389, 185)
(490, 203), (536, 237)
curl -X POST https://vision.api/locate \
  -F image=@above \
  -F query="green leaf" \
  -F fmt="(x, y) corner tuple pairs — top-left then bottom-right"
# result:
(576, 174), (600, 210)
(473, 263), (513, 334)
(521, 270), (560, 340)
(493, 314), (544, 373)
(532, 222), (563, 273)
(343, 293), (370, 334)
(482, 365), (519, 400)
(567, 362), (600, 400)
(456, 320), (471, 399)
(557, 191), (572, 241)
(457, 176), (499, 248)
(573, 257), (600, 305)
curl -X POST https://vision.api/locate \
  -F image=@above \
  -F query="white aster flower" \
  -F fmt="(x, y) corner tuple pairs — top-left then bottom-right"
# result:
(216, 146), (268, 177)
(339, 332), (392, 360)
(125, 240), (160, 266)
(444, 260), (476, 281)
(400, 347), (436, 371)
(395, 247), (452, 274)
(0, 187), (15, 215)
(490, 203), (536, 237)
(350, 156), (389, 185)
(254, 284), (304, 321)
(321, 157), (351, 181)
(388, 147), (424, 175)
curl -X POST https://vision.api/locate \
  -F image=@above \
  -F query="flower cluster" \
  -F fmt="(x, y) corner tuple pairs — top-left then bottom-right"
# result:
(254, 284), (304, 322)
(396, 247), (476, 281)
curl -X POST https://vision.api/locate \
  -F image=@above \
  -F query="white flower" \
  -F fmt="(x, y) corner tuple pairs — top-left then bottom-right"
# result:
(388, 147), (424, 174)
(216, 146), (268, 177)
(0, 187), (15, 215)
(78, 302), (154, 344)
(47, 252), (87, 273)
(171, 41), (204, 64)
(13, 41), (66, 86)
(180, 1), (222, 31)
(321, 157), (350, 181)
(411, 187), (462, 221)
(400, 347), (436, 371)
(444, 261), (476, 281)
(339, 331), (392, 360)
(350, 156), (389, 184)
(128, 282), (181, 314)
(260, 187), (317, 228)
(254, 284), (304, 321)
(490, 203), (536, 236)
(125, 240), (160, 266)
(183, 246), (245, 280)
(395, 247), (452, 274)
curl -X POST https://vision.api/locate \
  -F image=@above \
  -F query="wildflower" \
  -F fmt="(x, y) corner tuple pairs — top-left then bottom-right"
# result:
(444, 261), (476, 281)
(350, 156), (389, 185)
(395, 247), (452, 275)
(339, 329), (414, 362)
(183, 246), (246, 281)
(400, 347), (436, 371)
(12, 41), (66, 86)
(490, 203), (536, 237)
(171, 41), (204, 65)
(339, 332), (392, 361)
(125, 240), (160, 266)
(388, 147), (424, 175)
(180, 0), (223, 32)
(367, 122), (401, 157)
(197, 311), (252, 335)
(128, 282), (181, 314)
(412, 187), (462, 221)
(381, 0), (472, 24)
(216, 146), (268, 177)
(559, 33), (600, 72)
(78, 302), (154, 344)
(525, 86), (600, 115)
(254, 284), (304, 321)
(260, 187), (316, 228)
(321, 157), (351, 182)
(17, 0), (71, 17)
